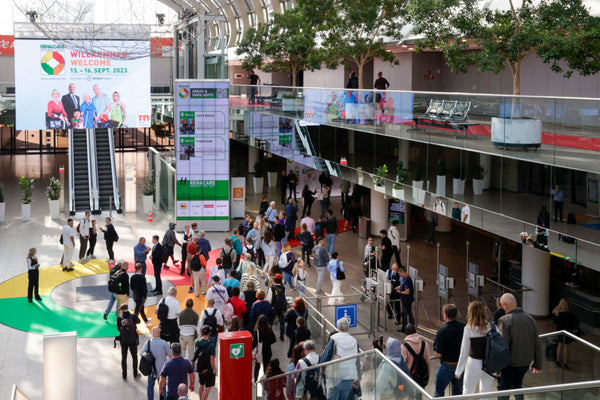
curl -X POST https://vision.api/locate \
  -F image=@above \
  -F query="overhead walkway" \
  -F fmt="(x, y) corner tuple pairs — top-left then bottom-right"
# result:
(68, 128), (121, 215)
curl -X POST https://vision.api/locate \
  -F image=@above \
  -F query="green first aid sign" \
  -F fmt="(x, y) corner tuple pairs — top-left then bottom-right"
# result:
(230, 343), (244, 359)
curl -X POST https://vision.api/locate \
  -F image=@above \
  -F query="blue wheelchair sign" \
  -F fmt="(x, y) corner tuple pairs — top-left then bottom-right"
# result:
(335, 304), (357, 328)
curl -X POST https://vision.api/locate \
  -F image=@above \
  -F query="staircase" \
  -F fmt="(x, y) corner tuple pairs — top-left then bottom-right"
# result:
(71, 130), (91, 212)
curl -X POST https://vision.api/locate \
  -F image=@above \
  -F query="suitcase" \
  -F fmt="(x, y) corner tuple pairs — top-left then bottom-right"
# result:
(567, 213), (576, 224)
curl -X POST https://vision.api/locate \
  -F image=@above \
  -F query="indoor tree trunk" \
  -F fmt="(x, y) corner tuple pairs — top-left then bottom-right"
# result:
(510, 61), (521, 117)
(357, 62), (364, 89)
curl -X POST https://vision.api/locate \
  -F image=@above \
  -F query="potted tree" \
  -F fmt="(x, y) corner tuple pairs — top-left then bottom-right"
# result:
(19, 176), (34, 221)
(142, 175), (155, 213)
(266, 156), (279, 188)
(0, 182), (4, 223)
(452, 164), (466, 195)
(46, 177), (61, 219)
(252, 160), (265, 193)
(393, 161), (411, 200)
(412, 166), (426, 204)
(436, 159), (446, 196)
(471, 165), (486, 195)
(373, 164), (388, 194)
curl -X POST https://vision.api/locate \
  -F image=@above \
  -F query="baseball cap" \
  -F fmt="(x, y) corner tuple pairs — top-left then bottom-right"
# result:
(201, 325), (212, 335)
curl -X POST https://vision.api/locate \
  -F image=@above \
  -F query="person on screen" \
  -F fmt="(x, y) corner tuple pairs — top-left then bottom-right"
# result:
(103, 91), (127, 128)
(61, 83), (80, 125)
(72, 110), (84, 129)
(47, 89), (69, 129)
(92, 84), (110, 128)
(80, 94), (97, 129)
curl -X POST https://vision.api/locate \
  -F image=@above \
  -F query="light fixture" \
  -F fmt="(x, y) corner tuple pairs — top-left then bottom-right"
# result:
(157, 13), (165, 25)
(26, 10), (38, 23)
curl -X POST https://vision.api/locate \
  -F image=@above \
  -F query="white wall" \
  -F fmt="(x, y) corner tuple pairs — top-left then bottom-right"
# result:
(304, 63), (345, 89)
(374, 53), (412, 90)
(150, 57), (172, 84)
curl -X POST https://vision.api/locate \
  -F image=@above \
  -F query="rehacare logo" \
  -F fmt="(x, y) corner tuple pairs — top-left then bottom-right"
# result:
(41, 51), (65, 75)
(179, 88), (190, 99)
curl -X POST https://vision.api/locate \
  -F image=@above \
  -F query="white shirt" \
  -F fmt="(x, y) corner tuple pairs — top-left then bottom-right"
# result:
(461, 205), (471, 224)
(433, 201), (446, 216)
(456, 324), (490, 377)
(206, 284), (229, 312)
(79, 217), (90, 238)
(300, 217), (316, 234)
(387, 225), (400, 247)
(199, 307), (224, 327)
(62, 225), (75, 248)
(164, 295), (182, 320)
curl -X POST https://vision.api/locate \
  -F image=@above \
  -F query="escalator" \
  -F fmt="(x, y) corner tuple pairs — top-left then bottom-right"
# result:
(95, 129), (121, 212)
(69, 129), (91, 213)
(293, 120), (343, 178)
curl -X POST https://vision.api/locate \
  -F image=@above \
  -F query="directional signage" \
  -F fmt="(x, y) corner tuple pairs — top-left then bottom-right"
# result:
(335, 304), (357, 328)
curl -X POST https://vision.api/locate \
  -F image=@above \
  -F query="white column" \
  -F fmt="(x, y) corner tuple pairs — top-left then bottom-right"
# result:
(44, 332), (77, 400)
(370, 189), (387, 236)
(521, 245), (551, 316)
(480, 154), (492, 190)
(248, 146), (259, 173)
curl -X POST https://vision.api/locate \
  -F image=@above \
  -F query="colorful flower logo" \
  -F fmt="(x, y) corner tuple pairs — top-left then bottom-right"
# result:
(41, 51), (65, 75)
(179, 88), (190, 99)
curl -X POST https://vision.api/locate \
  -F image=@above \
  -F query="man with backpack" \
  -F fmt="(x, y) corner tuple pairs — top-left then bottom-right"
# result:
(323, 209), (338, 254)
(158, 287), (182, 344)
(320, 318), (360, 400)
(296, 340), (324, 400)
(140, 327), (171, 400)
(190, 246), (207, 297)
(104, 259), (126, 320)
(116, 303), (141, 381)
(193, 325), (216, 400)
(219, 238), (237, 274)
(497, 293), (542, 400)
(267, 274), (287, 341)
(401, 324), (431, 388)
(199, 298), (224, 346)
(112, 261), (130, 311)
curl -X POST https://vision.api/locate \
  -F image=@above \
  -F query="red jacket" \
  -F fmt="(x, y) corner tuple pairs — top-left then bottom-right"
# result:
(230, 295), (246, 319)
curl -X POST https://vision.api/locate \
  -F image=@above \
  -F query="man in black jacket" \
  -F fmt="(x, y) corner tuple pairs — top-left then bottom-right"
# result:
(151, 235), (166, 295)
(279, 171), (288, 204)
(131, 262), (150, 324)
(99, 217), (119, 262)
(116, 303), (141, 380)
(114, 261), (130, 311)
(379, 230), (393, 272)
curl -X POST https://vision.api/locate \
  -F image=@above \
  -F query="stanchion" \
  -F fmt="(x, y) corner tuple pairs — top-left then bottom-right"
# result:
(148, 210), (153, 222)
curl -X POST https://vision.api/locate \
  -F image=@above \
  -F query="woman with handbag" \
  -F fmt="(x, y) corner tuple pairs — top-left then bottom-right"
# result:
(327, 252), (345, 305)
(252, 314), (277, 382)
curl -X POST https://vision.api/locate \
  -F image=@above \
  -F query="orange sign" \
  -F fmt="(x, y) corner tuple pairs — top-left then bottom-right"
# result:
(233, 187), (244, 199)
(0, 35), (14, 56)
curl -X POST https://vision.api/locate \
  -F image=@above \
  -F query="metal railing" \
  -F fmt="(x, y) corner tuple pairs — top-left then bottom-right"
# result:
(86, 128), (100, 212)
(106, 128), (122, 212)
(67, 128), (75, 214)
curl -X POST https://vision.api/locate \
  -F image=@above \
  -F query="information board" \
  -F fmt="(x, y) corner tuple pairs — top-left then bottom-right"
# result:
(388, 198), (405, 224)
(14, 39), (150, 130)
(175, 80), (229, 230)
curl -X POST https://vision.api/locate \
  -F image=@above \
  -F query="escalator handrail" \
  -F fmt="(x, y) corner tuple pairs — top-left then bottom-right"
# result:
(86, 128), (100, 212)
(67, 129), (75, 213)
(106, 128), (121, 212)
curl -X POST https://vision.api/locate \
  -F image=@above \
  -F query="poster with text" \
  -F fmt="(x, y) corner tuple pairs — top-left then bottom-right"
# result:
(175, 80), (230, 228)
(14, 39), (151, 130)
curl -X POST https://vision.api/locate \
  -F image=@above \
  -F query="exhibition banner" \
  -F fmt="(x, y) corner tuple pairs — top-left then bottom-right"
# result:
(14, 39), (150, 130)
(175, 80), (230, 228)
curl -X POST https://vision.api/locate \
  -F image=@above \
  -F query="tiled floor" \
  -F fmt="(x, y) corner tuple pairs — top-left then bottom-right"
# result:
(0, 152), (598, 399)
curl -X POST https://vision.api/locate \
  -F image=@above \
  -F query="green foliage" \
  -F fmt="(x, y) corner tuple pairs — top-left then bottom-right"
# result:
(19, 176), (34, 204)
(411, 166), (424, 181)
(453, 164), (465, 180)
(374, 164), (389, 186)
(436, 159), (446, 176)
(396, 161), (411, 184)
(231, 159), (242, 177)
(306, 0), (403, 89)
(407, 0), (600, 95)
(253, 161), (265, 178)
(236, 7), (322, 87)
(471, 164), (486, 180)
(143, 175), (156, 196)
(46, 177), (61, 200)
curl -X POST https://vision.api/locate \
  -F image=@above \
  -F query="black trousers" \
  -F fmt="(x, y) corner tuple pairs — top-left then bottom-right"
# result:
(87, 235), (96, 256)
(498, 365), (529, 400)
(153, 262), (163, 294)
(401, 300), (415, 329)
(426, 222), (436, 244)
(27, 269), (40, 301)
(106, 240), (115, 260)
(180, 246), (188, 275)
(554, 200), (564, 222)
(302, 201), (313, 218)
(120, 343), (138, 378)
(133, 295), (148, 322)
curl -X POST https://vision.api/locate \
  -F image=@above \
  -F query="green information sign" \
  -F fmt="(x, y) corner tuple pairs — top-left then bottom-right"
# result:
(230, 343), (244, 359)
(279, 134), (292, 145)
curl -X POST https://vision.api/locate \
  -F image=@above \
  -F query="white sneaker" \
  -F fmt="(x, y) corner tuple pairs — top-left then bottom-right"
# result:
(89, 255), (96, 259)
(78, 259), (86, 264)
(145, 318), (153, 326)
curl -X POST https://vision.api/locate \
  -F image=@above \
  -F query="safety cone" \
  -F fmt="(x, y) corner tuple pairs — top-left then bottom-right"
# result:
(148, 210), (153, 222)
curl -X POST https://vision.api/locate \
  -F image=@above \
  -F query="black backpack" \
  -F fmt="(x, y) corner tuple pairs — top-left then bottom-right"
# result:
(222, 248), (233, 269)
(271, 285), (288, 311)
(156, 298), (169, 322)
(108, 266), (124, 293)
(139, 340), (156, 376)
(193, 343), (212, 374)
(203, 309), (218, 335)
(244, 244), (255, 262)
(483, 322), (511, 376)
(120, 317), (137, 346)
(404, 342), (429, 387)
(297, 358), (325, 399)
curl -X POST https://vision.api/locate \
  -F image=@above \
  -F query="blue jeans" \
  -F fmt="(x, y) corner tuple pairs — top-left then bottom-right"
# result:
(275, 241), (282, 257)
(105, 293), (117, 314)
(328, 379), (353, 400)
(434, 363), (462, 397)
(147, 374), (166, 400)
(283, 271), (295, 289)
(326, 233), (336, 254)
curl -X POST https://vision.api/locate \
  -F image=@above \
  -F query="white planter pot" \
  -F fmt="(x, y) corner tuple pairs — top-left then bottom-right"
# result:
(374, 184), (386, 194)
(412, 180), (425, 205)
(0, 202), (5, 223)
(392, 189), (405, 201)
(473, 179), (484, 195)
(142, 195), (153, 214)
(267, 172), (279, 187)
(453, 178), (465, 195)
(49, 199), (60, 219)
(357, 171), (364, 185)
(22, 204), (31, 221)
(436, 175), (446, 196)
(491, 117), (542, 149)
(253, 177), (264, 193)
